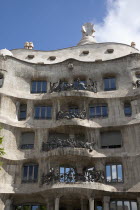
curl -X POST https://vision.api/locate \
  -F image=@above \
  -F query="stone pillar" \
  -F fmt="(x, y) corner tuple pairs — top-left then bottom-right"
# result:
(103, 196), (110, 210)
(55, 197), (60, 210)
(137, 197), (140, 210)
(5, 199), (12, 210)
(0, 196), (4, 210)
(89, 197), (94, 210)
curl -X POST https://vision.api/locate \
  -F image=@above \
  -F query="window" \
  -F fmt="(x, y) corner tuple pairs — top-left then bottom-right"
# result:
(135, 73), (140, 78)
(19, 104), (27, 120)
(106, 164), (123, 183)
(89, 104), (108, 118)
(0, 73), (4, 88)
(59, 166), (75, 182)
(110, 200), (138, 210)
(31, 81), (47, 93)
(15, 204), (47, 210)
(101, 131), (122, 148)
(73, 79), (87, 90)
(124, 103), (132, 116)
(34, 106), (52, 119)
(95, 201), (103, 210)
(104, 77), (116, 91)
(21, 132), (35, 149)
(69, 106), (79, 115)
(22, 163), (38, 183)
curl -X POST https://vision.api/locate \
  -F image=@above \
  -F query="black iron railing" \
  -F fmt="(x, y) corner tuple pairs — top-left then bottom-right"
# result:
(50, 79), (97, 93)
(41, 168), (104, 185)
(56, 110), (86, 120)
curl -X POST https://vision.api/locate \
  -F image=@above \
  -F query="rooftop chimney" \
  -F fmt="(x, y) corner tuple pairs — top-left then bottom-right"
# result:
(131, 42), (136, 48)
(24, 42), (34, 49)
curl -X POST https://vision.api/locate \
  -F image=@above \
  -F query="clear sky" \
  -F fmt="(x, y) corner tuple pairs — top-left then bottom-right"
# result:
(1, 0), (140, 50)
(0, 0), (107, 51)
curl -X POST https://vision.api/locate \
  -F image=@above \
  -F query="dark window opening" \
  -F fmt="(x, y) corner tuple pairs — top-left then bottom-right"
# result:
(104, 77), (116, 91)
(34, 106), (52, 119)
(124, 103), (132, 116)
(21, 132), (35, 149)
(15, 204), (47, 210)
(106, 164), (123, 183)
(31, 81), (47, 93)
(69, 106), (79, 115)
(0, 73), (4, 88)
(135, 73), (140, 78)
(19, 104), (27, 120)
(89, 104), (108, 118)
(22, 164), (38, 183)
(101, 131), (122, 149)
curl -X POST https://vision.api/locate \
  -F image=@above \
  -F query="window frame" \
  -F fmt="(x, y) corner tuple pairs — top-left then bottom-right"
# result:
(22, 163), (38, 183)
(110, 200), (138, 210)
(89, 104), (108, 118)
(103, 77), (116, 91)
(18, 104), (27, 121)
(34, 106), (52, 119)
(124, 103), (132, 117)
(20, 132), (35, 150)
(31, 80), (47, 94)
(105, 163), (123, 183)
(59, 166), (76, 183)
(14, 203), (47, 210)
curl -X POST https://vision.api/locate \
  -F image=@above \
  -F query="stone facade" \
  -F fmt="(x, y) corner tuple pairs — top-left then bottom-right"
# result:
(0, 23), (140, 209)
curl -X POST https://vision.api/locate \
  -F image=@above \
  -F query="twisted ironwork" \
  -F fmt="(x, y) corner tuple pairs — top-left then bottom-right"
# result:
(50, 78), (97, 93)
(41, 168), (104, 185)
(42, 137), (95, 152)
(56, 110), (86, 120)
(133, 79), (140, 88)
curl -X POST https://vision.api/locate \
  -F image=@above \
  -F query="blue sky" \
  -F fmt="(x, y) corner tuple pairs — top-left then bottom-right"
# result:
(0, 0), (107, 50)
(1, 0), (140, 50)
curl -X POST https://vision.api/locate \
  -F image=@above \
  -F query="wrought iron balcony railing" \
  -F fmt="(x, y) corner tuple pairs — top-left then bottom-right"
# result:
(42, 137), (95, 152)
(56, 110), (86, 120)
(50, 79), (97, 93)
(41, 168), (104, 185)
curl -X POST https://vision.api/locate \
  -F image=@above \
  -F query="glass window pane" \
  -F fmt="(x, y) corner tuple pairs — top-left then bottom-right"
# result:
(36, 81), (41, 93)
(110, 201), (116, 210)
(112, 165), (117, 182)
(124, 201), (131, 210)
(66, 167), (70, 173)
(124, 104), (132, 116)
(89, 107), (95, 118)
(106, 165), (111, 182)
(42, 81), (47, 92)
(60, 167), (64, 173)
(96, 106), (101, 117)
(41, 107), (46, 119)
(117, 165), (123, 182)
(35, 107), (40, 119)
(29, 165), (33, 179)
(47, 107), (52, 118)
(102, 106), (108, 117)
(34, 165), (38, 180)
(31, 81), (36, 93)
(31, 206), (39, 210)
(110, 78), (116, 90)
(104, 78), (110, 90)
(117, 201), (123, 210)
(23, 166), (28, 179)
(131, 202), (138, 210)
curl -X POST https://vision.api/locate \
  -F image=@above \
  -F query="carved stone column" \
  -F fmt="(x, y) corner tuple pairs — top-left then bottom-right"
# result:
(55, 197), (60, 210)
(103, 196), (110, 210)
(0, 195), (5, 210)
(89, 197), (94, 210)
(137, 197), (140, 209)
